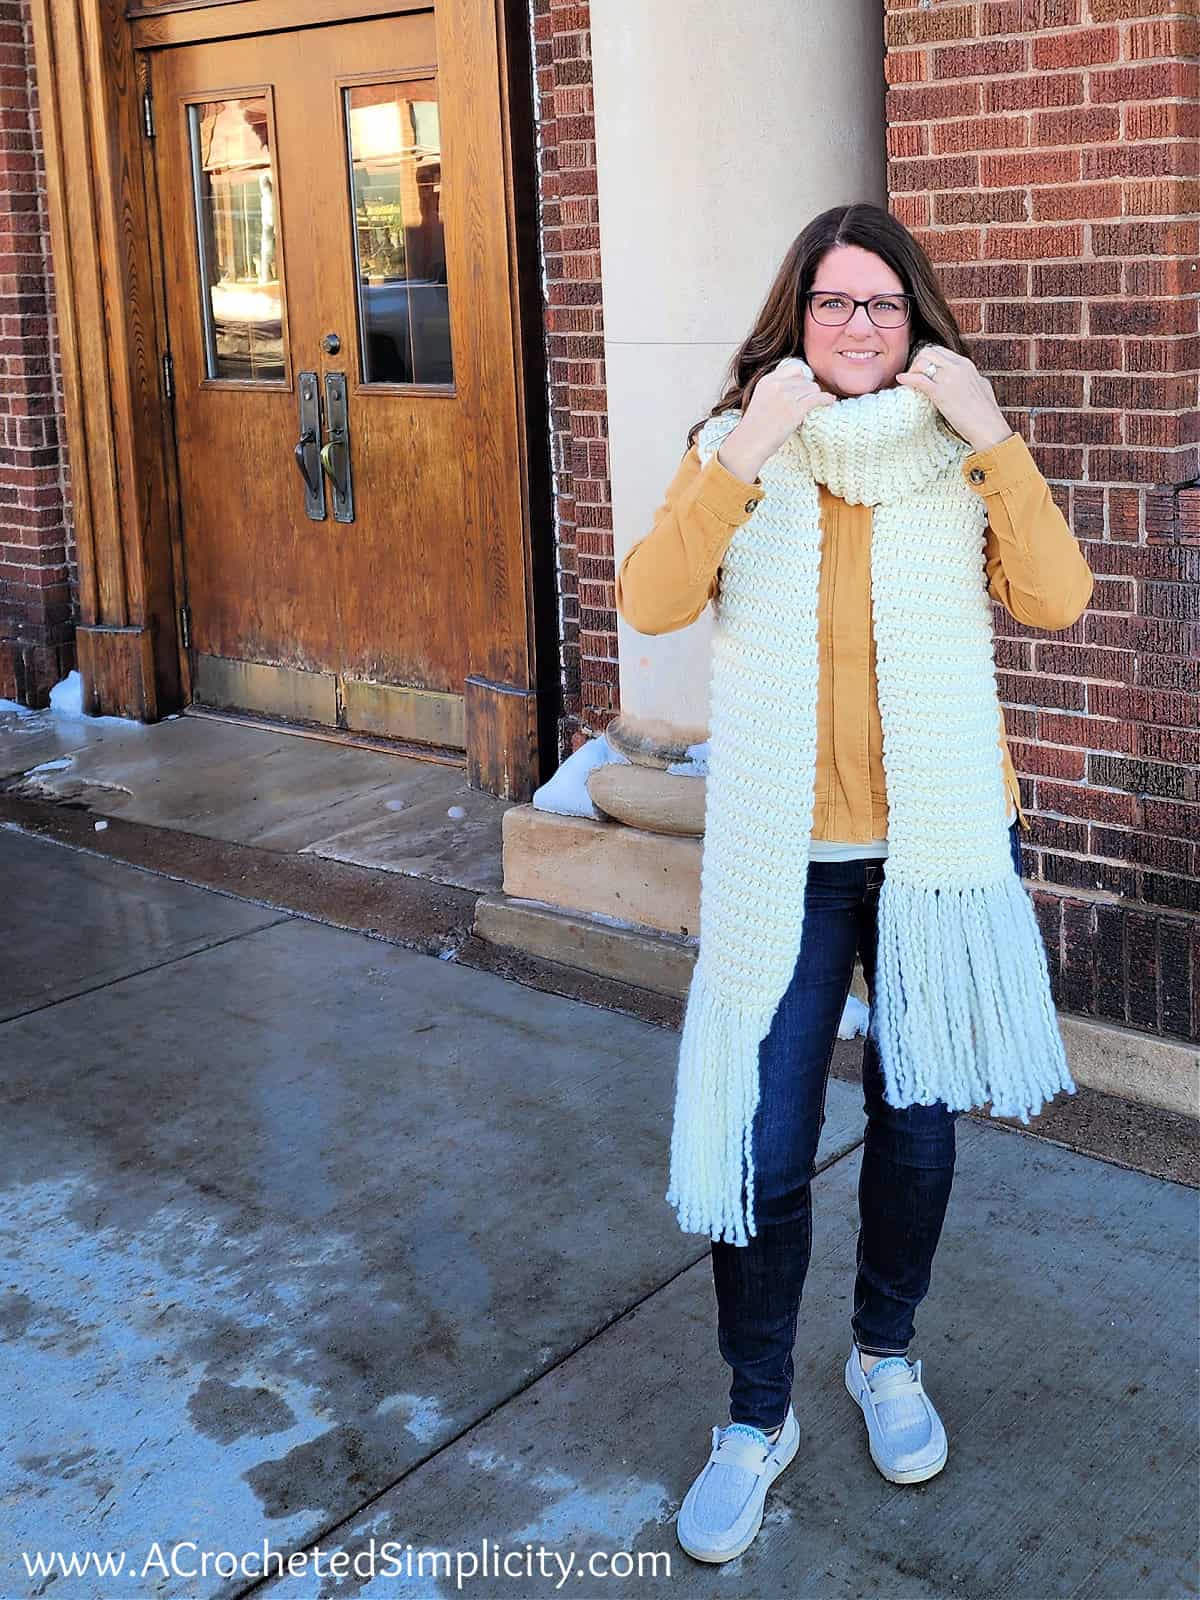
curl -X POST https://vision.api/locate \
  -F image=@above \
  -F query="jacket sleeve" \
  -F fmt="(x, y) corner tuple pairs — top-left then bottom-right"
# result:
(964, 431), (1094, 631)
(615, 443), (766, 635)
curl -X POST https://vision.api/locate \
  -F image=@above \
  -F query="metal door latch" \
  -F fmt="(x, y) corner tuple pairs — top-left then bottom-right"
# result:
(321, 371), (354, 523)
(294, 371), (326, 521)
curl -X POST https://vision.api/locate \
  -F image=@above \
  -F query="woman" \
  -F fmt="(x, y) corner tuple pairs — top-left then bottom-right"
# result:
(615, 203), (1094, 1565)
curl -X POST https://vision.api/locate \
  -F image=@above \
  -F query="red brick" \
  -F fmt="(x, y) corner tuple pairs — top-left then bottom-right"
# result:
(1094, 374), (1196, 412)
(1089, 61), (1199, 104)
(1084, 142), (1199, 181)
(939, 263), (1030, 297)
(932, 115), (1029, 153)
(981, 0), (1081, 31)
(1124, 102), (1200, 143)
(890, 154), (981, 191)
(982, 149), (1080, 186)
(934, 189), (1028, 224)
(1032, 261), (1122, 297)
(1126, 17), (1200, 61)
(1031, 182), (1122, 220)
(1100, 220), (1200, 257)
(1125, 179), (1200, 219)
(888, 81), (985, 120)
(1033, 410), (1121, 446)
(986, 300), (1081, 334)
(885, 49), (928, 86)
(983, 224), (1083, 259)
(1124, 336), (1200, 375)
(1033, 106), (1120, 146)
(1090, 300), (1198, 337)
(912, 226), (985, 262)
(1124, 259), (1200, 298)
(933, 39), (1029, 78)
(1032, 26), (1119, 69)
(984, 72), (1085, 111)
(1090, 0), (1186, 17)
(1035, 337), (1121, 370)
(887, 4), (977, 45)
(887, 123), (928, 159)
(996, 379), (1087, 416)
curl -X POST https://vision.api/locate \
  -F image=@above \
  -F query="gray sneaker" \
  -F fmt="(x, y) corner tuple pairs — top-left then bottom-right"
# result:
(676, 1408), (800, 1563)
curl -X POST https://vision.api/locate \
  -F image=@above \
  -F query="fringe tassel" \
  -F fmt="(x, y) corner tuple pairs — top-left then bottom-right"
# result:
(664, 964), (773, 1247)
(871, 870), (1077, 1124)
(667, 869), (1076, 1247)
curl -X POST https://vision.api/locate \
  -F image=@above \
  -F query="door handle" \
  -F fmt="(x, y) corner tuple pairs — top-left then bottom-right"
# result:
(322, 371), (354, 523)
(294, 373), (326, 521)
(319, 439), (344, 487)
(294, 428), (321, 496)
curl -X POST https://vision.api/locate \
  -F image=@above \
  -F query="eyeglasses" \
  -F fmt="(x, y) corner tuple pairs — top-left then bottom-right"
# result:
(804, 291), (913, 329)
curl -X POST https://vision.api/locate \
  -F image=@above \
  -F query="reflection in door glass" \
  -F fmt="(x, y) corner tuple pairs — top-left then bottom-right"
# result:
(187, 97), (285, 382)
(344, 83), (453, 386)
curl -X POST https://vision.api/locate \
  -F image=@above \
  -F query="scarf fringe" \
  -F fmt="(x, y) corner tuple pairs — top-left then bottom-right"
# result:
(666, 870), (1076, 1247)
(872, 869), (1077, 1122)
(665, 965), (771, 1247)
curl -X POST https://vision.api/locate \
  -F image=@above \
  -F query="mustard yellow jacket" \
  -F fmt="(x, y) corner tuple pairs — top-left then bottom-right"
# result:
(615, 429), (1095, 839)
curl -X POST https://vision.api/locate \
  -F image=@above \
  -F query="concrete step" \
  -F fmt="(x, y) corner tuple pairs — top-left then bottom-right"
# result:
(472, 889), (872, 1006)
(472, 891), (699, 998)
(473, 890), (1197, 1122)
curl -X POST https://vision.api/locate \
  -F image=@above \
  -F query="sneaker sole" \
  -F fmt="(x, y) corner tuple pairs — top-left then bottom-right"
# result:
(843, 1367), (948, 1485)
(676, 1422), (801, 1564)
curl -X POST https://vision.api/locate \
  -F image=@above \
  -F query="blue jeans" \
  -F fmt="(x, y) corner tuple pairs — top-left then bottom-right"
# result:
(710, 818), (1023, 1430)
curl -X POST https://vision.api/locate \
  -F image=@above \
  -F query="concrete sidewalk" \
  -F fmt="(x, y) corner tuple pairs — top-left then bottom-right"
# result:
(1, 811), (1197, 1600)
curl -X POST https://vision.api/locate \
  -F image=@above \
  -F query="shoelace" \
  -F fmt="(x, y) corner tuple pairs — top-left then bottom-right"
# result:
(865, 1356), (922, 1399)
(721, 1423), (774, 1449)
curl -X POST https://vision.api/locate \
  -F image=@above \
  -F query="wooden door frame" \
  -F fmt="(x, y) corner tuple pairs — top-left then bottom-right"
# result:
(28, 0), (556, 800)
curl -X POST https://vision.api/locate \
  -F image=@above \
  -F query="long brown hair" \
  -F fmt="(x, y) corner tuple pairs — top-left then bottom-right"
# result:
(686, 203), (971, 448)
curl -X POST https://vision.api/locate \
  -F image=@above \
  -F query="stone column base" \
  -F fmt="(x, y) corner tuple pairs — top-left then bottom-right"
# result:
(502, 802), (702, 937)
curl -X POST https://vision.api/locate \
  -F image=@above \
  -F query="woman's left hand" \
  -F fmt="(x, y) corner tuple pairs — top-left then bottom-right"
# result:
(895, 345), (1014, 453)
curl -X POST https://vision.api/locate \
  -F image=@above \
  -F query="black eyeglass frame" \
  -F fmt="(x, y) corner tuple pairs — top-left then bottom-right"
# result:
(803, 290), (915, 328)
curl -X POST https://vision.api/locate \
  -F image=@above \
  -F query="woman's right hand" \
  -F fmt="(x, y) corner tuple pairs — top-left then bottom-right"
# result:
(717, 357), (837, 484)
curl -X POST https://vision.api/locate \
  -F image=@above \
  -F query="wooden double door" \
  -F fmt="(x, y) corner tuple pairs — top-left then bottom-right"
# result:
(150, 5), (534, 764)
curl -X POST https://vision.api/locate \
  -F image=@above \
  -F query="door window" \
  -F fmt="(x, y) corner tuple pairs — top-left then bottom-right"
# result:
(343, 82), (453, 387)
(186, 93), (287, 383)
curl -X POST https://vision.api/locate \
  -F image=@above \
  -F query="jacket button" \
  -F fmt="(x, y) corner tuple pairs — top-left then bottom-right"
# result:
(968, 467), (986, 484)
(744, 498), (758, 514)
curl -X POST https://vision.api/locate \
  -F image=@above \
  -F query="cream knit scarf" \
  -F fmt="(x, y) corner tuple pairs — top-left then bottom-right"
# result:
(666, 360), (1076, 1247)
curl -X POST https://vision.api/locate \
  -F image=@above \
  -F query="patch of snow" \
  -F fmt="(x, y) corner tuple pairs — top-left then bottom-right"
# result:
(531, 732), (631, 820)
(49, 669), (84, 717)
(666, 738), (709, 778)
(94, 820), (108, 831)
(0, 697), (40, 718)
(42, 669), (151, 730)
(446, 804), (466, 819)
(23, 756), (73, 774)
(838, 994), (870, 1039)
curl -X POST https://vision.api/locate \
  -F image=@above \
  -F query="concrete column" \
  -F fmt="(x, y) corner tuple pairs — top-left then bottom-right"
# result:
(590, 0), (887, 757)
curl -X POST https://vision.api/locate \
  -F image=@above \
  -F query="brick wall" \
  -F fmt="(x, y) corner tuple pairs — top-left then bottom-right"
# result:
(529, 0), (616, 761)
(884, 0), (1198, 1042)
(0, 0), (72, 708)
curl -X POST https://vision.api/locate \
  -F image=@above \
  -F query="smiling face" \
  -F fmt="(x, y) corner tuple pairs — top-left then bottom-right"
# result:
(802, 244), (913, 398)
